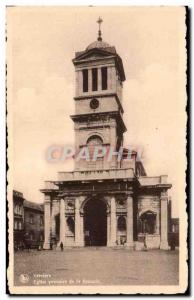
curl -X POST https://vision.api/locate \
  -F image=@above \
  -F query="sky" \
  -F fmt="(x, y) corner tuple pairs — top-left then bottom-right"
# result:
(7, 6), (186, 217)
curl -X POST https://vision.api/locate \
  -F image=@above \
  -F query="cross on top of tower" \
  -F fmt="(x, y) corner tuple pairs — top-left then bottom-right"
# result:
(97, 17), (103, 41)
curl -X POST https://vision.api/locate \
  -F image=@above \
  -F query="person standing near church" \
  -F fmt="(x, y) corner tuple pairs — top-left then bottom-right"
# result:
(60, 242), (64, 251)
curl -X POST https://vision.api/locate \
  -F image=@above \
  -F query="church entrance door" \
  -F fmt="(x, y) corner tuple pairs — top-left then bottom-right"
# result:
(84, 199), (107, 246)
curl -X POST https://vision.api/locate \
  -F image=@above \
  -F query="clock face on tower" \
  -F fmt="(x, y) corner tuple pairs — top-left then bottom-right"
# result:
(90, 98), (99, 109)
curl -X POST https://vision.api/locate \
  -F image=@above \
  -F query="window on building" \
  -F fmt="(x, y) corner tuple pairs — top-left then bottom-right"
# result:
(39, 233), (43, 241)
(14, 205), (18, 214)
(14, 220), (17, 230)
(92, 68), (98, 91)
(18, 205), (22, 215)
(29, 231), (34, 241)
(82, 69), (88, 92)
(29, 214), (34, 224)
(40, 216), (43, 226)
(101, 67), (108, 90)
(139, 211), (156, 234)
(87, 135), (103, 160)
(66, 217), (75, 235)
(87, 135), (103, 145)
(18, 221), (22, 230)
(14, 204), (21, 214)
(117, 216), (126, 231)
(20, 206), (23, 214)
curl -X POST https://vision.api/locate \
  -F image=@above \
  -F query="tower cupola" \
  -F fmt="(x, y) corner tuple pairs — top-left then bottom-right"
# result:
(71, 18), (126, 171)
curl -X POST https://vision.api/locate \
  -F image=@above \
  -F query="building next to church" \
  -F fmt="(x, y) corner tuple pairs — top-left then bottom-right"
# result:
(41, 19), (172, 250)
(13, 190), (25, 249)
(13, 190), (44, 249)
(23, 200), (44, 248)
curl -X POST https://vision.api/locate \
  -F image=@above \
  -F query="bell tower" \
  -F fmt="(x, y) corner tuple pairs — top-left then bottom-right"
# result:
(71, 18), (126, 171)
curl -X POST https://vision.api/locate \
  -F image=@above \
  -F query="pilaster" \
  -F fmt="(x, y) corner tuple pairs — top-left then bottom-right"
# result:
(109, 196), (117, 246)
(98, 67), (102, 91)
(88, 69), (92, 92)
(156, 211), (160, 235)
(75, 197), (81, 246)
(160, 191), (169, 250)
(126, 193), (134, 248)
(80, 214), (84, 246)
(51, 199), (58, 239)
(43, 195), (51, 250)
(108, 67), (112, 90)
(107, 213), (111, 246)
(59, 198), (65, 244)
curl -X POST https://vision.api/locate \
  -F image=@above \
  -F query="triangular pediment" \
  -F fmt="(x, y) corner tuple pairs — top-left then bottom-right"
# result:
(73, 48), (115, 62)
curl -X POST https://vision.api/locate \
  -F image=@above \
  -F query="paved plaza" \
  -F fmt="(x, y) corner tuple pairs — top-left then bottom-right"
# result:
(14, 248), (179, 286)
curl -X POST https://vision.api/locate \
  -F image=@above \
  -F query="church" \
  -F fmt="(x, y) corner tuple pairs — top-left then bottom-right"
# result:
(41, 19), (172, 250)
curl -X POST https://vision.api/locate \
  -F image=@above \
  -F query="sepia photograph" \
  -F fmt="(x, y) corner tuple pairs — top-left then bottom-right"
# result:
(6, 6), (188, 294)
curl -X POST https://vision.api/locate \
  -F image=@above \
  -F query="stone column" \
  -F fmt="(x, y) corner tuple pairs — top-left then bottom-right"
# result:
(107, 67), (112, 90)
(111, 67), (116, 93)
(98, 67), (102, 91)
(88, 69), (92, 92)
(75, 71), (79, 96)
(80, 215), (84, 246)
(59, 198), (65, 244)
(160, 193), (169, 250)
(43, 195), (51, 249)
(126, 194), (134, 248)
(107, 213), (111, 246)
(51, 199), (58, 239)
(156, 211), (160, 234)
(109, 125), (117, 169)
(75, 198), (81, 246)
(78, 70), (83, 95)
(110, 196), (117, 246)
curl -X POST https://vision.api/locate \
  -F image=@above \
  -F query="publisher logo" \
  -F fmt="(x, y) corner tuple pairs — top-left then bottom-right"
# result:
(19, 274), (30, 284)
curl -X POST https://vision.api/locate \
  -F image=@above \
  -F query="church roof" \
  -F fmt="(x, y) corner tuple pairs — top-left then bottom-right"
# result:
(73, 18), (126, 81)
(86, 40), (116, 54)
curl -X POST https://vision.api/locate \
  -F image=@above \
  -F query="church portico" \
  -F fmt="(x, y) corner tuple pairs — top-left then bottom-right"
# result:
(42, 183), (137, 248)
(41, 18), (172, 251)
(42, 173), (171, 249)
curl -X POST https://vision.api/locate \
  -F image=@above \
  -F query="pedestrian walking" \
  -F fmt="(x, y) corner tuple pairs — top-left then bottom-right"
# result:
(143, 234), (148, 251)
(60, 241), (64, 251)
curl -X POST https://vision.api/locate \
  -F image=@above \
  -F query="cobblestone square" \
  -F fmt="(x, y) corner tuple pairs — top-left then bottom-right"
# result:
(14, 248), (179, 286)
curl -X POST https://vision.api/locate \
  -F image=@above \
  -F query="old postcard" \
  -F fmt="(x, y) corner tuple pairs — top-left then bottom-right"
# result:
(7, 6), (188, 294)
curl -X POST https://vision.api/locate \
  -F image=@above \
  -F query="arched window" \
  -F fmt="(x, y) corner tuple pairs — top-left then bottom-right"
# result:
(87, 135), (103, 162)
(117, 216), (126, 231)
(66, 217), (75, 235)
(87, 135), (103, 146)
(140, 211), (156, 234)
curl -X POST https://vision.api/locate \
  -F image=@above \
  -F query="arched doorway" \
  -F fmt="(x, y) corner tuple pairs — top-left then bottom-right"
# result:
(84, 198), (107, 246)
(139, 210), (157, 234)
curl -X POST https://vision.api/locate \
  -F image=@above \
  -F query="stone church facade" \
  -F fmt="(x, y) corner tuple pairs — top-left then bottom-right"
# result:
(41, 22), (172, 250)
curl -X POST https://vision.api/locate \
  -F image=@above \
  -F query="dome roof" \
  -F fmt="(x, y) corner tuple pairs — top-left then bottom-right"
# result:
(86, 40), (111, 51)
